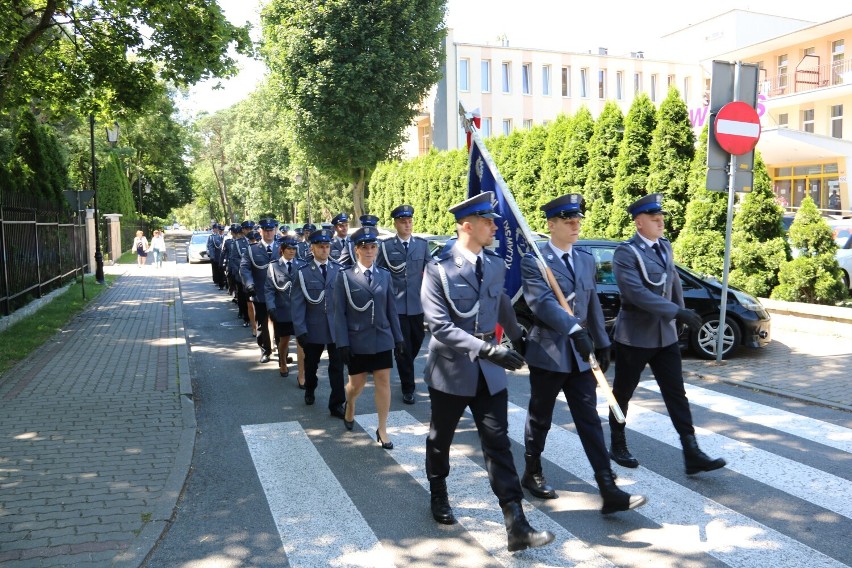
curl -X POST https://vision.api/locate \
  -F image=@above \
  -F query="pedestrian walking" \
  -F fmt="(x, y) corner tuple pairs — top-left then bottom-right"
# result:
(149, 230), (166, 268)
(265, 237), (306, 385)
(132, 230), (149, 267)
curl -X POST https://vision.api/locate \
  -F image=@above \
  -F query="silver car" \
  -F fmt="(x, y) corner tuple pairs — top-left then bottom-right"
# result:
(187, 232), (212, 263)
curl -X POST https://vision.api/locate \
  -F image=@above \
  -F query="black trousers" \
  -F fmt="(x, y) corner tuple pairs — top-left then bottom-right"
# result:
(394, 312), (425, 395)
(526, 366), (609, 473)
(211, 259), (225, 288)
(426, 376), (524, 507)
(235, 281), (249, 322)
(252, 301), (272, 355)
(609, 341), (695, 436)
(303, 342), (345, 410)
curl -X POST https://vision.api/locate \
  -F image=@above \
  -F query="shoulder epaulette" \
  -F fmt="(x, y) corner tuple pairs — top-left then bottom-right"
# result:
(375, 265), (390, 273)
(483, 248), (501, 257)
(412, 235), (427, 242)
(576, 248), (593, 256)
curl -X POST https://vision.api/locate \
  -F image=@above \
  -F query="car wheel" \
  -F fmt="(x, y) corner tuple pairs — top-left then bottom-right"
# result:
(690, 316), (741, 360)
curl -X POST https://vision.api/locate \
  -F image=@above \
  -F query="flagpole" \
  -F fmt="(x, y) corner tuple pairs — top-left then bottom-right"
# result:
(459, 102), (625, 423)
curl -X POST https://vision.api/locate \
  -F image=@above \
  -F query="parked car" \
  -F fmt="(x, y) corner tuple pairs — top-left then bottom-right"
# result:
(427, 236), (771, 359)
(187, 232), (212, 263)
(832, 224), (852, 289)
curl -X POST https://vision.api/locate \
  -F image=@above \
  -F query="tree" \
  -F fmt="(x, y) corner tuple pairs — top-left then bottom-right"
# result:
(261, 0), (447, 220)
(97, 152), (136, 218)
(583, 102), (623, 238)
(646, 86), (695, 241)
(508, 125), (548, 231)
(0, 0), (252, 114)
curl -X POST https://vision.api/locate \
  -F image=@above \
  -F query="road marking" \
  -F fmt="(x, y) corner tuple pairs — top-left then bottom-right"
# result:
(507, 402), (845, 568)
(242, 421), (396, 568)
(590, 394), (852, 519)
(358, 411), (616, 568)
(639, 381), (852, 453)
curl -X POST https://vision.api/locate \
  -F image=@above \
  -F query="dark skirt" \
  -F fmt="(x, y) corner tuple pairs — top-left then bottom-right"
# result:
(347, 349), (393, 375)
(273, 320), (294, 337)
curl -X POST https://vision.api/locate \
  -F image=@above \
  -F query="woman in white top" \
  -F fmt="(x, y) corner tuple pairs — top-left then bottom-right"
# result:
(150, 230), (166, 268)
(132, 230), (149, 267)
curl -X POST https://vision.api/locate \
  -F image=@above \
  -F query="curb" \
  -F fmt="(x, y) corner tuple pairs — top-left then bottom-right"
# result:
(0, 281), (74, 332)
(760, 297), (852, 324)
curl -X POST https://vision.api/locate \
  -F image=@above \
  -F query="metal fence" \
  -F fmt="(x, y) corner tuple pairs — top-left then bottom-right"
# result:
(0, 193), (88, 316)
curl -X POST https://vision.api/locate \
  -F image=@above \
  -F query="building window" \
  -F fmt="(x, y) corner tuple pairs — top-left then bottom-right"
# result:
(682, 77), (690, 102)
(522, 63), (532, 95)
(831, 104), (843, 138)
(634, 72), (642, 94)
(561, 66), (571, 97)
(803, 46), (815, 56)
(459, 58), (470, 92)
(650, 74), (658, 101)
(777, 54), (788, 89)
(580, 68), (589, 98)
(598, 69), (607, 99)
(502, 118), (512, 136)
(802, 108), (814, 133)
(542, 65), (551, 96)
(778, 113), (788, 128)
(832, 40), (845, 85)
(523, 119), (533, 130)
(481, 60), (491, 93)
(667, 74), (675, 88)
(501, 62), (511, 93)
(616, 71), (624, 100)
(481, 117), (492, 137)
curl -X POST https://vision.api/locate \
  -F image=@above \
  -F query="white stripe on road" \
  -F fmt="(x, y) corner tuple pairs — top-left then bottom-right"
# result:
(716, 119), (760, 138)
(639, 380), (852, 453)
(507, 402), (844, 568)
(242, 422), (396, 568)
(591, 394), (852, 519)
(358, 411), (616, 568)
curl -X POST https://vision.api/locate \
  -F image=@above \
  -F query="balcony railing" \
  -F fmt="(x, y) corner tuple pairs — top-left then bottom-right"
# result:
(760, 57), (852, 98)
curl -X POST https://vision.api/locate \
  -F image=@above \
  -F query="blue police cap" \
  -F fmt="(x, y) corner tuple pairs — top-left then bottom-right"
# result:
(321, 223), (334, 231)
(541, 193), (585, 219)
(351, 226), (380, 245)
(332, 213), (349, 225)
(295, 227), (304, 235)
(230, 224), (241, 233)
(280, 236), (298, 248)
(302, 223), (316, 233)
(258, 217), (279, 229)
(250, 231), (261, 241)
(391, 204), (414, 219)
(279, 224), (290, 233)
(359, 214), (379, 227)
(308, 228), (334, 244)
(628, 193), (667, 218)
(449, 191), (501, 221)
(241, 220), (255, 230)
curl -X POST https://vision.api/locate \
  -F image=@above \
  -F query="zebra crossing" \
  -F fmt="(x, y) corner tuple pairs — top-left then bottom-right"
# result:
(242, 382), (852, 568)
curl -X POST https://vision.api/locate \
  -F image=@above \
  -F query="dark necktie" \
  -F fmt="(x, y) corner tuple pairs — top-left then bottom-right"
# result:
(287, 261), (292, 275)
(266, 244), (272, 259)
(365, 269), (372, 285)
(475, 256), (483, 286)
(320, 263), (327, 281)
(562, 252), (575, 279)
(652, 243), (667, 265)
(402, 241), (409, 255)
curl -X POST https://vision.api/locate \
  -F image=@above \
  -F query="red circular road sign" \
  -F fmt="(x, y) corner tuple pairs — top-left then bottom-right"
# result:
(714, 101), (761, 155)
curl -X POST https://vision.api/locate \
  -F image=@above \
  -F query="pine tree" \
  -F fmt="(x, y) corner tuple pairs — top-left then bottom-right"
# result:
(559, 107), (594, 195)
(538, 114), (571, 205)
(646, 86), (695, 241)
(98, 153), (138, 218)
(582, 102), (624, 238)
(510, 125), (549, 231)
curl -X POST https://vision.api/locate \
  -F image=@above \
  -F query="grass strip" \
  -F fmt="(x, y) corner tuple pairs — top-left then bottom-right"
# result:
(0, 274), (117, 378)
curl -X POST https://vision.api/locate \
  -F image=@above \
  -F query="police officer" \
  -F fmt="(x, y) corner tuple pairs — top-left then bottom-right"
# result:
(377, 204), (428, 405)
(296, 223), (316, 261)
(222, 224), (242, 299)
(265, 237), (306, 383)
(206, 223), (225, 289)
(338, 214), (378, 267)
(609, 193), (726, 475)
(521, 194), (646, 514)
(240, 217), (281, 363)
(291, 228), (346, 418)
(330, 213), (349, 261)
(421, 191), (553, 553)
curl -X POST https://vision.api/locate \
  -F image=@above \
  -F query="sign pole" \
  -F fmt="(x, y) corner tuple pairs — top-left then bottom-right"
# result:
(716, 62), (741, 363)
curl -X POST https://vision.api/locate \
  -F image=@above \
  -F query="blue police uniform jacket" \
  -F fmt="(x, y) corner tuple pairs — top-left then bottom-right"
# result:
(330, 236), (347, 261)
(337, 238), (356, 267)
(420, 245), (524, 397)
(290, 259), (341, 344)
(264, 256), (305, 323)
(333, 264), (403, 354)
(296, 240), (312, 261)
(612, 233), (683, 349)
(206, 232), (224, 262)
(521, 243), (610, 373)
(239, 241), (281, 299)
(225, 236), (250, 280)
(377, 235), (428, 315)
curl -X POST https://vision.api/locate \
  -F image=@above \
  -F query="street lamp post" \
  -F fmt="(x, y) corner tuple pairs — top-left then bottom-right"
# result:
(90, 114), (107, 284)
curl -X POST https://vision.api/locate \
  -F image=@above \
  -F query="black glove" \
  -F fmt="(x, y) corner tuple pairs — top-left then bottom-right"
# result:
(569, 328), (595, 361)
(394, 342), (405, 357)
(479, 343), (525, 371)
(296, 334), (309, 348)
(337, 346), (351, 364)
(594, 347), (611, 374)
(513, 329), (528, 357)
(675, 308), (703, 330)
(245, 285), (256, 297)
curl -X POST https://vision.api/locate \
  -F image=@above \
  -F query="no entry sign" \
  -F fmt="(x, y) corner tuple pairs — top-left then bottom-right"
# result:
(714, 101), (761, 155)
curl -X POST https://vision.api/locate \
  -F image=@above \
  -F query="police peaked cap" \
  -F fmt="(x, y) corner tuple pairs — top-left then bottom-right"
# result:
(258, 217), (279, 229)
(332, 213), (349, 225)
(308, 228), (334, 244)
(449, 191), (501, 220)
(352, 226), (380, 245)
(541, 194), (585, 219)
(359, 214), (379, 227)
(391, 204), (414, 218)
(628, 193), (667, 218)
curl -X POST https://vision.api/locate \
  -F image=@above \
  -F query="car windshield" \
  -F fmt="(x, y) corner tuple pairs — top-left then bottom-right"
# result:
(191, 234), (210, 244)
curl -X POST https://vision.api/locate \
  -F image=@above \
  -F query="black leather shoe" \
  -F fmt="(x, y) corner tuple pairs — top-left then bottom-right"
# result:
(402, 392), (415, 405)
(595, 469), (647, 514)
(376, 429), (393, 450)
(330, 404), (346, 419)
(501, 501), (555, 552)
(304, 392), (315, 405)
(610, 429), (639, 468)
(279, 367), (289, 377)
(343, 402), (354, 431)
(286, 356), (294, 364)
(259, 353), (271, 364)
(521, 454), (557, 499)
(430, 495), (456, 525)
(681, 434), (726, 475)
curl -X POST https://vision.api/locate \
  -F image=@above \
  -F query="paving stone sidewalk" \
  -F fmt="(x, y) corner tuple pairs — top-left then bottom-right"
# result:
(0, 262), (194, 567)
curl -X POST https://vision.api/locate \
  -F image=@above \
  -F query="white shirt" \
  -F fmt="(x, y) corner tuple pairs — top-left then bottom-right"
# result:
(548, 241), (574, 271)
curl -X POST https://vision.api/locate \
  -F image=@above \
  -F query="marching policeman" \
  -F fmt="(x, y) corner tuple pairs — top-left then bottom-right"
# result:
(240, 217), (281, 363)
(421, 191), (553, 553)
(291, 228), (347, 418)
(376, 204), (428, 404)
(521, 194), (646, 514)
(222, 224), (242, 297)
(338, 214), (378, 267)
(265, 237), (306, 384)
(296, 223), (316, 261)
(206, 224), (225, 289)
(609, 193), (726, 475)
(330, 213), (349, 261)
